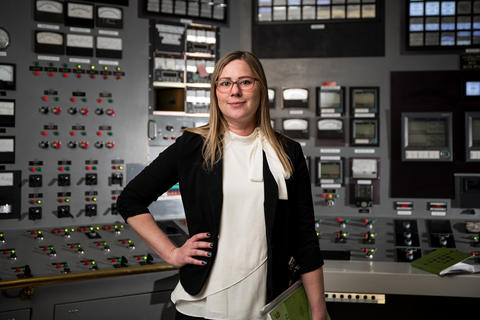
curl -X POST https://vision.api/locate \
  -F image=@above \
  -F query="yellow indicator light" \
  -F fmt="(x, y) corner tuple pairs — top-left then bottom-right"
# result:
(90, 227), (94, 231)
(64, 228), (68, 232)
(65, 198), (70, 203)
(96, 226), (100, 230)
(103, 242), (107, 246)
(119, 166), (124, 170)
(120, 225), (124, 229)
(104, 66), (108, 70)
(128, 240), (132, 244)
(77, 64), (82, 69)
(91, 65), (95, 70)
(316, 232), (320, 237)
(92, 260), (96, 265)
(143, 256), (147, 260)
(327, 194), (333, 199)
(37, 200), (42, 204)
(342, 232), (347, 237)
(71, 228), (75, 232)
(116, 66), (121, 71)
(11, 249), (15, 254)
(38, 231), (43, 235)
(0, 233), (3, 237)
(370, 249), (375, 253)
(78, 244), (82, 248)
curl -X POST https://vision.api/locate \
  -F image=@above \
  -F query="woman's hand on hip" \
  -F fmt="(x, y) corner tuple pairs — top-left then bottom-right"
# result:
(167, 232), (213, 268)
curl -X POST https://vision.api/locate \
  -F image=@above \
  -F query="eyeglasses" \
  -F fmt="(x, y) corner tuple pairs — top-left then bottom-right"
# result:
(215, 77), (257, 93)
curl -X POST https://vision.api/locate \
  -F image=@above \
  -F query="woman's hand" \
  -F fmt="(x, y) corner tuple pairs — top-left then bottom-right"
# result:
(167, 232), (213, 268)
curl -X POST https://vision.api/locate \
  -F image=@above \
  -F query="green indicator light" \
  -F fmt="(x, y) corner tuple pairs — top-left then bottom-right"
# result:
(108, 99), (113, 103)
(38, 231), (43, 235)
(50, 246), (54, 250)
(103, 242), (107, 246)
(82, 98), (87, 102)
(335, 194), (339, 198)
(92, 166), (97, 170)
(317, 218), (322, 223)
(49, 62), (54, 67)
(37, 167), (42, 172)
(0, 233), (3, 237)
(55, 97), (59, 101)
(114, 225), (118, 229)
(345, 219), (349, 223)
(370, 249), (375, 253)
(63, 63), (68, 68)
(90, 227), (94, 231)
(34, 61), (40, 66)
(78, 244), (82, 248)
(118, 257), (122, 262)
(81, 132), (87, 136)
(342, 233), (347, 237)
(54, 131), (59, 136)
(66, 167), (70, 171)
(474, 236), (479, 241)
(64, 263), (68, 268)
(108, 132), (113, 136)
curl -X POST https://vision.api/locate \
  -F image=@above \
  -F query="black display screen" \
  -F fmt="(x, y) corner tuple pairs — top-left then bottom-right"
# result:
(472, 118), (480, 147)
(408, 118), (448, 147)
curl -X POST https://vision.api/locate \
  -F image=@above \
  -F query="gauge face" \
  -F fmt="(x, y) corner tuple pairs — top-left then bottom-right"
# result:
(0, 28), (9, 50)
(96, 37), (122, 50)
(268, 88), (275, 101)
(36, 32), (63, 45)
(98, 7), (122, 20)
(318, 119), (342, 130)
(67, 2), (94, 19)
(352, 158), (377, 179)
(66, 34), (93, 48)
(283, 119), (308, 130)
(36, 0), (63, 13)
(0, 65), (14, 82)
(283, 88), (308, 100)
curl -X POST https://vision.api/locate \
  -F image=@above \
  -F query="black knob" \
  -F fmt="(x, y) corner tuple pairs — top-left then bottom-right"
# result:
(68, 107), (77, 115)
(95, 108), (104, 115)
(94, 141), (104, 148)
(39, 141), (49, 149)
(39, 106), (49, 114)
(67, 141), (77, 149)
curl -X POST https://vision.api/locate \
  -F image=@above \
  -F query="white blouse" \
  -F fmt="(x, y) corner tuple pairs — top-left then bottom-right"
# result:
(171, 129), (268, 320)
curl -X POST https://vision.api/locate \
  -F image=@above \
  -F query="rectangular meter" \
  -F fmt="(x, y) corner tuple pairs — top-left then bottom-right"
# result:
(351, 158), (378, 179)
(153, 87), (185, 112)
(316, 86), (344, 116)
(282, 88), (309, 108)
(315, 157), (343, 187)
(96, 6), (123, 29)
(268, 88), (276, 108)
(317, 118), (344, 143)
(66, 34), (94, 56)
(282, 118), (309, 140)
(351, 119), (378, 146)
(96, 36), (122, 59)
(401, 112), (453, 162)
(350, 87), (378, 117)
(35, 31), (65, 55)
(0, 100), (15, 127)
(34, 0), (64, 23)
(65, 2), (94, 28)
(466, 112), (480, 161)
(0, 64), (15, 91)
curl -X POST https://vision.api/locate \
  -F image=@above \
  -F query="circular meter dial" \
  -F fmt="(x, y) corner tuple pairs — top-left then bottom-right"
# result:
(0, 28), (10, 50)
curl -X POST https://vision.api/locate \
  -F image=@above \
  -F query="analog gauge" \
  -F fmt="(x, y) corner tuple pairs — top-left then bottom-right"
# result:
(36, 0), (63, 13)
(97, 7), (122, 20)
(351, 158), (378, 179)
(0, 28), (10, 50)
(318, 119), (343, 130)
(283, 119), (308, 130)
(67, 34), (93, 48)
(0, 64), (14, 82)
(268, 88), (275, 101)
(36, 31), (63, 45)
(283, 88), (308, 101)
(96, 36), (122, 50)
(67, 2), (94, 19)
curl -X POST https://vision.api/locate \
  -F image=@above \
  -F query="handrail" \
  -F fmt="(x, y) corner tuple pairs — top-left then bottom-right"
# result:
(0, 263), (177, 290)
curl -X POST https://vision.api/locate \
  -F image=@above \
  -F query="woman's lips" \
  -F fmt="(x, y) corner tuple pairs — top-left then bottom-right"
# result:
(228, 101), (246, 107)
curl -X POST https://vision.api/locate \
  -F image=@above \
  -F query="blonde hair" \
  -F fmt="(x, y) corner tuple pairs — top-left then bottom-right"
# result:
(185, 51), (293, 175)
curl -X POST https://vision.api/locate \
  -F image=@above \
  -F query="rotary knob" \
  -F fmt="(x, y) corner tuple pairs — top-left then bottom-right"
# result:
(94, 141), (104, 149)
(106, 141), (115, 149)
(80, 107), (88, 115)
(67, 141), (77, 149)
(51, 106), (61, 115)
(39, 106), (49, 114)
(39, 141), (49, 149)
(106, 108), (115, 116)
(95, 108), (104, 115)
(68, 107), (77, 115)
(51, 141), (61, 149)
(79, 141), (89, 149)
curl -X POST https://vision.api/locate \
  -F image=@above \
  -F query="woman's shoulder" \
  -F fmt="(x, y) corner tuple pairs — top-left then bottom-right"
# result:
(274, 131), (302, 155)
(177, 129), (205, 145)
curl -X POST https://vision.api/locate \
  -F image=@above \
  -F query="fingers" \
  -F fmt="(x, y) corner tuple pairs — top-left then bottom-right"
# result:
(190, 232), (211, 241)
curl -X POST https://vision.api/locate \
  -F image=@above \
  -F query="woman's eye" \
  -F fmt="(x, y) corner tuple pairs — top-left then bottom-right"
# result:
(220, 81), (231, 87)
(240, 79), (252, 86)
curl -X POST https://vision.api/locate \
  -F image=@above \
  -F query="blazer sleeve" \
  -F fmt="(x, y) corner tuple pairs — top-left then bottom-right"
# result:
(116, 133), (186, 222)
(287, 141), (324, 274)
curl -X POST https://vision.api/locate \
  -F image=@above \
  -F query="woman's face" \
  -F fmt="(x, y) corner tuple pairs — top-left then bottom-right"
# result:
(215, 59), (261, 132)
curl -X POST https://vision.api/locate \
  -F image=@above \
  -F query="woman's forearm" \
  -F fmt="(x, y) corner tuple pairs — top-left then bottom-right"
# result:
(301, 267), (328, 320)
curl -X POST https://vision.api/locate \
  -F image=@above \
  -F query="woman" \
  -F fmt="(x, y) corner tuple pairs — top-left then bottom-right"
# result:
(117, 51), (327, 320)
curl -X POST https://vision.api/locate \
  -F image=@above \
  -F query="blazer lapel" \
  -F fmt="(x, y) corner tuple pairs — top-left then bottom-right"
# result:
(263, 152), (278, 243)
(206, 160), (223, 235)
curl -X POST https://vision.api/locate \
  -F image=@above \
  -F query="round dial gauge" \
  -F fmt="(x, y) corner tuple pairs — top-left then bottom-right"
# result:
(36, 0), (63, 13)
(36, 32), (63, 45)
(96, 36), (122, 50)
(283, 119), (308, 130)
(67, 3), (93, 19)
(317, 119), (343, 130)
(0, 28), (10, 50)
(98, 7), (122, 20)
(0, 65), (14, 82)
(67, 34), (93, 48)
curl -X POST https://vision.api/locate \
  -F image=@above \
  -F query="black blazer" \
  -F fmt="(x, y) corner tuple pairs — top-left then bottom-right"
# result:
(117, 131), (323, 303)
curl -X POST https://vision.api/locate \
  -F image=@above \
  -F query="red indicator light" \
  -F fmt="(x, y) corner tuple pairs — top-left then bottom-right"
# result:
(86, 166), (92, 171)
(97, 131), (102, 136)
(42, 96), (48, 101)
(90, 74), (95, 79)
(29, 167), (35, 172)
(77, 74), (82, 79)
(56, 264), (62, 269)
(29, 200), (35, 205)
(116, 76), (121, 80)
(49, 72), (54, 77)
(63, 73), (68, 78)
(103, 76), (108, 80)
(59, 167), (64, 171)
(111, 258), (116, 263)
(98, 98), (103, 103)
(34, 71), (40, 76)
(42, 131), (48, 136)
(71, 98), (76, 102)
(84, 261), (89, 266)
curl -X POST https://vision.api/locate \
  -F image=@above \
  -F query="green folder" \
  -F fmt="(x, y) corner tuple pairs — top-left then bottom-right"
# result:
(412, 247), (477, 276)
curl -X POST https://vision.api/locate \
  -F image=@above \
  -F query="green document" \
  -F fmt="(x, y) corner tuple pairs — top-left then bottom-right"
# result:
(266, 285), (312, 320)
(412, 247), (474, 276)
